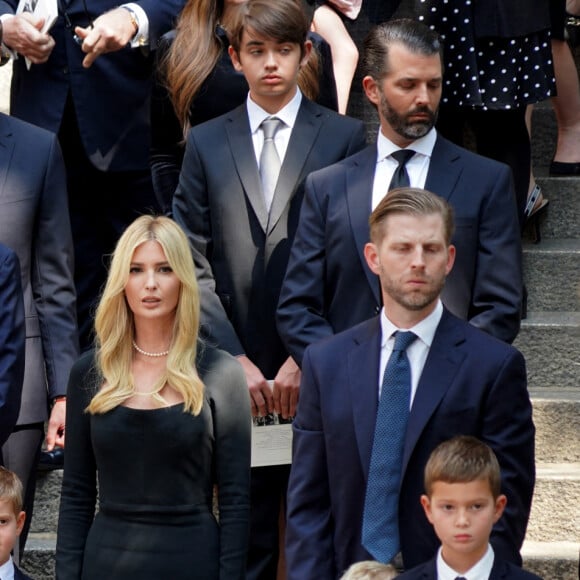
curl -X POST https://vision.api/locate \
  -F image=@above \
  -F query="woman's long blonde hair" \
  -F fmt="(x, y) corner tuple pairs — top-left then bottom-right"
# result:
(87, 216), (204, 415)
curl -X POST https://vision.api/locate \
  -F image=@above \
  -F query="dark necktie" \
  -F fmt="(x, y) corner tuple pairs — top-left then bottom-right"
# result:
(259, 117), (283, 212)
(455, 577), (468, 580)
(362, 330), (418, 563)
(388, 149), (415, 190)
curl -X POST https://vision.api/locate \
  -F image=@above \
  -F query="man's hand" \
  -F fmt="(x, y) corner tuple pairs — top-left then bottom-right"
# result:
(45, 398), (66, 450)
(75, 7), (137, 68)
(237, 355), (274, 417)
(273, 356), (301, 419)
(2, 13), (54, 64)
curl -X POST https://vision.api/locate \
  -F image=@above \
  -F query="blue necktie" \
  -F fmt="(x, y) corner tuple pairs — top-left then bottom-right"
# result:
(362, 330), (418, 563)
(389, 149), (415, 190)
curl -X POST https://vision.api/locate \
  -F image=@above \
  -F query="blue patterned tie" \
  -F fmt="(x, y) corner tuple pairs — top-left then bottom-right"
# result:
(362, 330), (418, 562)
(389, 149), (415, 190)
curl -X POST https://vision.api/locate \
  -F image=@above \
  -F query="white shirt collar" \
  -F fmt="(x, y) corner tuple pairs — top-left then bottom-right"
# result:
(436, 544), (495, 580)
(380, 299), (443, 350)
(247, 89), (303, 134)
(0, 555), (15, 580)
(376, 127), (437, 162)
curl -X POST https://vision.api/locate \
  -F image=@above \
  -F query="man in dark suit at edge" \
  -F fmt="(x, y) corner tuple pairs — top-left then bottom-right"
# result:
(0, 0), (186, 350)
(285, 188), (535, 578)
(277, 19), (523, 371)
(172, 1), (366, 577)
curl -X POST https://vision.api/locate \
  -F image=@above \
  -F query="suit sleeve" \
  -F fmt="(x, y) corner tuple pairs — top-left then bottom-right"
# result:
(123, 1), (186, 46)
(172, 131), (245, 357)
(33, 134), (79, 401)
(468, 164), (522, 343)
(482, 347), (534, 564)
(56, 355), (98, 579)
(0, 248), (25, 448)
(209, 352), (251, 580)
(277, 173), (335, 366)
(286, 347), (336, 579)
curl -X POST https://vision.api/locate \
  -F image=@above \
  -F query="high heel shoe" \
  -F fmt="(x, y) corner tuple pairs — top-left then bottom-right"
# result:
(524, 184), (549, 243)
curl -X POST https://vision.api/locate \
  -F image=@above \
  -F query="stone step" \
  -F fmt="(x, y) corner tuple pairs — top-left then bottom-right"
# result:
(514, 312), (580, 390)
(531, 389), (580, 464)
(29, 471), (61, 535)
(526, 175), (580, 241)
(530, 102), (558, 169)
(21, 535), (580, 580)
(522, 239), (580, 312)
(521, 540), (580, 580)
(526, 463), (580, 543)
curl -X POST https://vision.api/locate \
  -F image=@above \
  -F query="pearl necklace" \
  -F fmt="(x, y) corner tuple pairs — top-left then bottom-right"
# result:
(132, 340), (169, 358)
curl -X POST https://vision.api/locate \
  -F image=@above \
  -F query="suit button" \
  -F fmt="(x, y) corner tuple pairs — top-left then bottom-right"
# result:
(63, 66), (69, 74)
(374, 306), (380, 314)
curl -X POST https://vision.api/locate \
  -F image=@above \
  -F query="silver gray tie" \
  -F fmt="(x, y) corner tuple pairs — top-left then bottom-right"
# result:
(259, 117), (283, 212)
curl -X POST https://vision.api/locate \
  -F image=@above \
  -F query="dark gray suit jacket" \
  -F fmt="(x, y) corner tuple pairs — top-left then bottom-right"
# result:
(277, 136), (522, 367)
(0, 113), (78, 424)
(173, 98), (366, 377)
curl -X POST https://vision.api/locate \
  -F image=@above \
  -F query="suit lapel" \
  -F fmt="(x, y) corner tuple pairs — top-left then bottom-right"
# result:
(347, 317), (382, 477)
(0, 117), (14, 198)
(424, 136), (463, 202)
(267, 99), (323, 233)
(402, 310), (467, 474)
(346, 146), (381, 304)
(225, 106), (269, 232)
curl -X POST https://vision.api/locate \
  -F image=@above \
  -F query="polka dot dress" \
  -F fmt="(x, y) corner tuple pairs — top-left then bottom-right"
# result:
(416, 0), (556, 110)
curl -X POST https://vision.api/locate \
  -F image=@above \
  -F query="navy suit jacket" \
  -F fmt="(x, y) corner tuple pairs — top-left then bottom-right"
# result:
(277, 136), (522, 367)
(14, 564), (34, 580)
(396, 553), (543, 579)
(0, 0), (185, 171)
(0, 243), (25, 449)
(285, 309), (535, 579)
(173, 98), (366, 378)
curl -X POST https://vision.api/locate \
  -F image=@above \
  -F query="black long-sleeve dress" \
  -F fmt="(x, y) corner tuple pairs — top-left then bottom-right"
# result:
(149, 26), (338, 213)
(56, 346), (251, 580)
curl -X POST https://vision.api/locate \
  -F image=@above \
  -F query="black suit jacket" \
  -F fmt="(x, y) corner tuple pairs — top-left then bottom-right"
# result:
(285, 310), (535, 578)
(0, 0), (185, 171)
(173, 98), (366, 377)
(0, 243), (25, 449)
(14, 564), (34, 580)
(397, 553), (543, 579)
(277, 136), (522, 367)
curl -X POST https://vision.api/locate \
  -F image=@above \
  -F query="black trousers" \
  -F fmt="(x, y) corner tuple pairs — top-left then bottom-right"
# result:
(58, 96), (158, 350)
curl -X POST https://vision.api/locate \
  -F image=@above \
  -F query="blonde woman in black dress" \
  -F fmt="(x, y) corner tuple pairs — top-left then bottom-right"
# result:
(56, 216), (251, 579)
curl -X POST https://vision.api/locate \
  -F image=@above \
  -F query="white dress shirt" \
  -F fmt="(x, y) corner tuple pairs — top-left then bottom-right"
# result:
(0, 555), (15, 580)
(371, 128), (437, 210)
(248, 89), (303, 167)
(378, 300), (443, 405)
(436, 544), (495, 580)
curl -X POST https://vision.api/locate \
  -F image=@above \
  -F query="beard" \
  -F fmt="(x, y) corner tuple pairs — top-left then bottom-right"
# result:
(379, 91), (438, 141)
(382, 274), (446, 312)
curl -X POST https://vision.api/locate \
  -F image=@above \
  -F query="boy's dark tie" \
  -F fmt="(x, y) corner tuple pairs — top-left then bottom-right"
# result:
(259, 117), (283, 211)
(362, 330), (418, 563)
(389, 149), (415, 190)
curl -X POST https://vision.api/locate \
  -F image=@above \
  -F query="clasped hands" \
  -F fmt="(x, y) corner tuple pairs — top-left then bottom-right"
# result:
(237, 355), (301, 419)
(2, 7), (136, 67)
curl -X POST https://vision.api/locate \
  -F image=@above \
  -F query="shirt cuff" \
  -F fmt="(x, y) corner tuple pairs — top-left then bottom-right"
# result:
(121, 3), (149, 48)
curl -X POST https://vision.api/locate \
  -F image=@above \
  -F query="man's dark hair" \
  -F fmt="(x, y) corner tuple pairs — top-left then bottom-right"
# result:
(362, 18), (443, 80)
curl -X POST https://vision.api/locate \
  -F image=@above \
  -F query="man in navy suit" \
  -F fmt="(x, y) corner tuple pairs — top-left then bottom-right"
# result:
(0, 244), (25, 457)
(277, 19), (523, 369)
(173, 1), (365, 577)
(285, 188), (535, 579)
(0, 0), (186, 349)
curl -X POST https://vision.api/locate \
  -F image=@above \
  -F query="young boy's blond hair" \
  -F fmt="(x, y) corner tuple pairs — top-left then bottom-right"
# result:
(340, 560), (398, 579)
(423, 435), (502, 498)
(0, 466), (24, 515)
